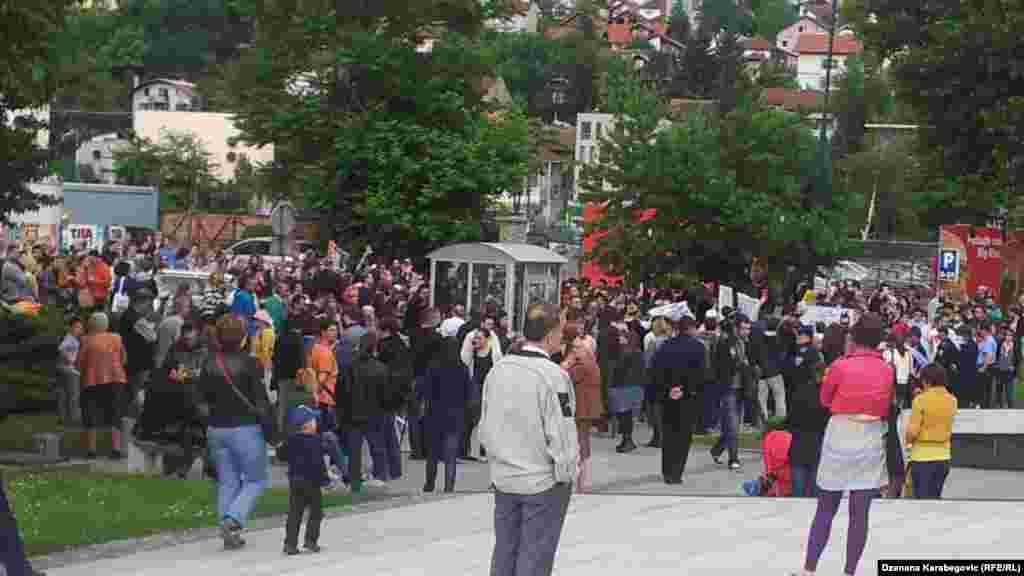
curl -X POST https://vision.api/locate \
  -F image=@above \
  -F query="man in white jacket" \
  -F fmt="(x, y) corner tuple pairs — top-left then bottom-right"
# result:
(479, 302), (578, 576)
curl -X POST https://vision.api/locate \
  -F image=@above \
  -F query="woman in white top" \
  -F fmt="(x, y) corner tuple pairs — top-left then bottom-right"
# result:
(883, 333), (913, 408)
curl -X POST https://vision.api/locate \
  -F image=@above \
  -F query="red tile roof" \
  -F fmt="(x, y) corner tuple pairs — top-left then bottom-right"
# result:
(744, 36), (773, 51)
(762, 88), (824, 111)
(796, 33), (862, 55)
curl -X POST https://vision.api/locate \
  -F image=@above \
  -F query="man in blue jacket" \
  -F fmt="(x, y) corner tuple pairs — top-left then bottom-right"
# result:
(652, 314), (706, 484)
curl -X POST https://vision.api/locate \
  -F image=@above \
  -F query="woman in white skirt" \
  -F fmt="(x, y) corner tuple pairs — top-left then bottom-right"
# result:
(793, 313), (894, 576)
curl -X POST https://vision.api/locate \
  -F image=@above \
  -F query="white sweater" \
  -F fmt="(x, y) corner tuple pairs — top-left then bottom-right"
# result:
(479, 349), (580, 495)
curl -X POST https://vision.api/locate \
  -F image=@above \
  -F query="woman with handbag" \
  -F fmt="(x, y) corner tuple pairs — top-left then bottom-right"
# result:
(199, 315), (272, 550)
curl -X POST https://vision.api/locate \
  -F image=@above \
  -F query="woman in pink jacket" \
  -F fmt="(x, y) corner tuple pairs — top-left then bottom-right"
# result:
(792, 313), (894, 576)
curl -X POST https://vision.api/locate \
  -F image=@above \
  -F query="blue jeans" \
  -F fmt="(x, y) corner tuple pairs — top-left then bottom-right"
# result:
(319, 407), (349, 477)
(703, 384), (720, 431)
(347, 423), (389, 485)
(367, 415), (402, 480)
(207, 425), (270, 527)
(791, 463), (819, 498)
(712, 390), (740, 464)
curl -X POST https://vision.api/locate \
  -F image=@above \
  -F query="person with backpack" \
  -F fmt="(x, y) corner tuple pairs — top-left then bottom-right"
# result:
(696, 311), (722, 435)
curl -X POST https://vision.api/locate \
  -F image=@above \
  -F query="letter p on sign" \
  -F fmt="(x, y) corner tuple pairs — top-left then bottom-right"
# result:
(939, 250), (959, 281)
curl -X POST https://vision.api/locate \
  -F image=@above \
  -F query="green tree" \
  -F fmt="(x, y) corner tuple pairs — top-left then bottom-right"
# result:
(847, 0), (1024, 228)
(581, 59), (853, 286)
(837, 138), (926, 241)
(114, 131), (219, 211)
(750, 0), (796, 41)
(212, 0), (531, 255)
(1, 0), (72, 226)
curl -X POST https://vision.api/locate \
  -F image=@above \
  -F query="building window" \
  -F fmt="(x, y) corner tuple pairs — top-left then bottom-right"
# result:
(144, 88), (150, 96)
(92, 150), (102, 160)
(552, 89), (567, 105)
(581, 121), (592, 140)
(798, 26), (804, 32)
(158, 88), (169, 99)
(587, 146), (594, 163)
(528, 173), (538, 187)
(227, 152), (237, 163)
(782, 40), (788, 47)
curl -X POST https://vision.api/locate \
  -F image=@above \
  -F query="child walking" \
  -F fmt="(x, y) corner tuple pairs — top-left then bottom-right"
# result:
(284, 405), (326, 556)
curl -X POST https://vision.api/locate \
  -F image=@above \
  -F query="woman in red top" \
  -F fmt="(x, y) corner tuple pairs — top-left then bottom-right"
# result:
(793, 313), (893, 576)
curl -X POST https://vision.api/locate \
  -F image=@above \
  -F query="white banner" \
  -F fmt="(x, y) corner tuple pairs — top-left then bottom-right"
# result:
(736, 292), (761, 322)
(62, 224), (103, 253)
(800, 305), (851, 326)
(718, 285), (734, 313)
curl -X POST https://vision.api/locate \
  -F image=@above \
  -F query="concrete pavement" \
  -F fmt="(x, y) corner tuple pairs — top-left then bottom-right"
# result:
(47, 493), (1024, 575)
(37, 421), (1024, 575)
(287, 422), (1024, 500)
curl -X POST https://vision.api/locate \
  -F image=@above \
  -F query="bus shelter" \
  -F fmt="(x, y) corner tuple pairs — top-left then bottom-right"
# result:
(426, 242), (568, 331)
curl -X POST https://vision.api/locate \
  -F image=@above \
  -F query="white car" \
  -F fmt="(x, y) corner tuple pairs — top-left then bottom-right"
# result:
(224, 237), (319, 268)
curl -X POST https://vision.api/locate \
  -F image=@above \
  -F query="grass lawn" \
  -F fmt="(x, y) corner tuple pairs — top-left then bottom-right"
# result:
(690, 431), (761, 450)
(3, 466), (353, 557)
(0, 413), (88, 455)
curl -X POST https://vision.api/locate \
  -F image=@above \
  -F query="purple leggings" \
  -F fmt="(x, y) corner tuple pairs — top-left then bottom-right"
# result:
(804, 489), (878, 575)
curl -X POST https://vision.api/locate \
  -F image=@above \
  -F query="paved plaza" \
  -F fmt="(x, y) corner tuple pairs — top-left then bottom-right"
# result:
(46, 494), (1024, 575)
(39, 423), (1024, 574)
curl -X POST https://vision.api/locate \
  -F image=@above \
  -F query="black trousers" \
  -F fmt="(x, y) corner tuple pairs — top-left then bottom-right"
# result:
(661, 396), (697, 482)
(284, 478), (323, 548)
(462, 402), (481, 457)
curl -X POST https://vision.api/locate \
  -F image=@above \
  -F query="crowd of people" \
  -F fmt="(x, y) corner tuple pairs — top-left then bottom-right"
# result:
(2, 233), (1017, 575)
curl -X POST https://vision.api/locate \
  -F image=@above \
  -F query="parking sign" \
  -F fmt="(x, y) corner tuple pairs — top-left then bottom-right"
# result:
(939, 249), (959, 281)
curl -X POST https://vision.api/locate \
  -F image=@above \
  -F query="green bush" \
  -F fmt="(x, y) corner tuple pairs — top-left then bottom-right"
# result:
(0, 305), (65, 409)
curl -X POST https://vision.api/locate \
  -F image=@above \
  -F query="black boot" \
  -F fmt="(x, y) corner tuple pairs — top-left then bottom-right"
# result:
(616, 434), (637, 453)
(423, 459), (438, 492)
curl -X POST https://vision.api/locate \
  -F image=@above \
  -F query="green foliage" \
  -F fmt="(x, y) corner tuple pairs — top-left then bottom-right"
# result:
(0, 0), (71, 226)
(836, 138), (927, 241)
(581, 61), (854, 285)
(214, 0), (533, 256)
(484, 30), (577, 105)
(750, 0), (797, 41)
(848, 0), (1024, 226)
(114, 131), (219, 210)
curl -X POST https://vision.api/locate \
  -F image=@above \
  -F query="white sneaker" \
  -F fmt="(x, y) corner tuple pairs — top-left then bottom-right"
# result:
(365, 477), (387, 488)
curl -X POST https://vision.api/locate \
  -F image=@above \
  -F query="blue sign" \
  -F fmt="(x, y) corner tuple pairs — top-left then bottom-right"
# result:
(939, 249), (959, 281)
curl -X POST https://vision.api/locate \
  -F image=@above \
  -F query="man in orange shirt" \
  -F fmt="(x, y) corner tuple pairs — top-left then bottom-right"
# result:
(309, 319), (347, 489)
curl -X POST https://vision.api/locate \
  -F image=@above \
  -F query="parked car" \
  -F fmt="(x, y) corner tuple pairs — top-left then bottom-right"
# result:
(224, 237), (319, 268)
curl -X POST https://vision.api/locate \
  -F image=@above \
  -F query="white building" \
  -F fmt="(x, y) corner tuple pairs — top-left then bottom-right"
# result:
(796, 33), (862, 90)
(776, 15), (826, 52)
(131, 79), (199, 112)
(133, 111), (274, 181)
(488, 0), (540, 33)
(573, 112), (615, 201)
(75, 133), (129, 184)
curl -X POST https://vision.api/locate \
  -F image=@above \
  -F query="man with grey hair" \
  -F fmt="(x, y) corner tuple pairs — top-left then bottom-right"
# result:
(480, 302), (578, 576)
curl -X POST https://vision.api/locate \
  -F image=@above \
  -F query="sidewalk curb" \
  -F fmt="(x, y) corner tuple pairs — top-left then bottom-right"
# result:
(32, 489), (451, 571)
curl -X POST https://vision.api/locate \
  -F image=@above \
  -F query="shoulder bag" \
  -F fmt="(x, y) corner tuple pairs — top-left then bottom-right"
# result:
(215, 353), (279, 445)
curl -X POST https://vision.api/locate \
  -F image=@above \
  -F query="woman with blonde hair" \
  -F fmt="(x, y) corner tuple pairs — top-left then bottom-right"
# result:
(77, 312), (128, 459)
(199, 315), (271, 550)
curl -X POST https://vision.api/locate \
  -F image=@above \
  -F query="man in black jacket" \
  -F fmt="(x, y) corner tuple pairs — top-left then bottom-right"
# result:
(408, 307), (443, 460)
(711, 315), (753, 471)
(784, 324), (828, 497)
(652, 315), (706, 484)
(751, 316), (787, 430)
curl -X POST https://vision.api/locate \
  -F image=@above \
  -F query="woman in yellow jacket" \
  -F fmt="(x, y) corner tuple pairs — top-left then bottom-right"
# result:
(905, 363), (958, 499)
(250, 310), (276, 400)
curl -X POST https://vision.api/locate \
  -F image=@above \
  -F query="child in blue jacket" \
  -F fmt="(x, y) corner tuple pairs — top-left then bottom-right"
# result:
(284, 405), (327, 556)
